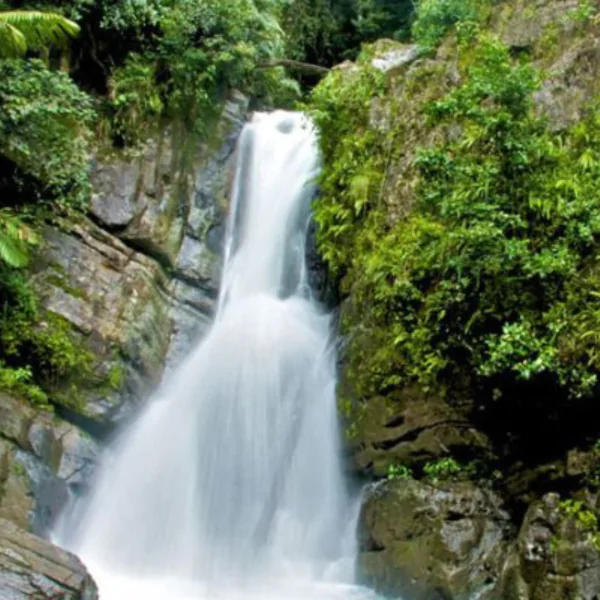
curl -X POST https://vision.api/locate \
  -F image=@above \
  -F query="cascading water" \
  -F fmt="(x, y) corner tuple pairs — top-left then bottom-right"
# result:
(54, 111), (378, 600)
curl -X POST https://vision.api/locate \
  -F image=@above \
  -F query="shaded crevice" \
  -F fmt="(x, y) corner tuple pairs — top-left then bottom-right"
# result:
(372, 420), (473, 451)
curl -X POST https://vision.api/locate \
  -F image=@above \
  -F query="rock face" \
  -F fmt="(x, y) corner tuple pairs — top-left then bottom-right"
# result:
(487, 493), (600, 600)
(31, 221), (173, 424)
(0, 518), (97, 599)
(0, 392), (99, 537)
(30, 93), (247, 426)
(359, 479), (513, 599)
(350, 389), (490, 477)
(0, 97), (248, 591)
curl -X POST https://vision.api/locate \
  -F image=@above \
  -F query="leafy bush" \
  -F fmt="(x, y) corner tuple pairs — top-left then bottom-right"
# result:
(387, 464), (414, 480)
(0, 363), (47, 405)
(423, 458), (462, 481)
(412, 0), (488, 50)
(109, 54), (163, 146)
(0, 59), (95, 213)
(309, 57), (384, 272)
(558, 499), (600, 551)
(312, 28), (600, 406)
(6, 0), (296, 145)
(0, 9), (80, 58)
(0, 209), (39, 267)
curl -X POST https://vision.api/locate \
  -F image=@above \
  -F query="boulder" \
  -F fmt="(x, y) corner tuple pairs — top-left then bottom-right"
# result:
(488, 493), (600, 600)
(0, 518), (97, 599)
(494, 0), (581, 50)
(370, 40), (421, 75)
(358, 479), (513, 599)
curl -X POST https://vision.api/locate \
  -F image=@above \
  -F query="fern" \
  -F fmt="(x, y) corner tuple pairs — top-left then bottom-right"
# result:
(0, 210), (38, 268)
(0, 10), (80, 58)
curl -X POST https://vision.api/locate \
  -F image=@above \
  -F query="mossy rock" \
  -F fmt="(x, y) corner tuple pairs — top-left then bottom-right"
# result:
(358, 479), (513, 599)
(487, 493), (600, 600)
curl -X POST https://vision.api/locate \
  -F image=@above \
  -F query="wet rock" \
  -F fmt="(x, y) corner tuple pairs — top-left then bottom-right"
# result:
(305, 218), (338, 310)
(371, 41), (420, 74)
(31, 97), (248, 423)
(54, 423), (99, 498)
(0, 518), (97, 599)
(351, 388), (490, 477)
(176, 235), (219, 285)
(31, 221), (172, 424)
(487, 493), (600, 600)
(90, 160), (138, 229)
(0, 393), (99, 536)
(358, 479), (513, 599)
(165, 93), (247, 365)
(534, 38), (600, 131)
(91, 128), (190, 268)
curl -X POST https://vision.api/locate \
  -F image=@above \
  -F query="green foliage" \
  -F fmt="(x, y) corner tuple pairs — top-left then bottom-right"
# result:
(11, 461), (25, 477)
(312, 28), (600, 404)
(0, 267), (96, 408)
(0, 209), (38, 267)
(283, 0), (413, 68)
(0, 9), (79, 58)
(423, 457), (462, 481)
(412, 0), (488, 51)
(0, 363), (47, 405)
(109, 54), (163, 146)
(309, 59), (385, 271)
(156, 0), (287, 128)
(94, 0), (297, 142)
(584, 440), (600, 487)
(387, 463), (413, 480)
(563, 0), (597, 25)
(338, 394), (364, 441)
(559, 499), (600, 551)
(0, 59), (95, 213)
(105, 363), (125, 392)
(98, 0), (163, 31)
(6, 0), (297, 145)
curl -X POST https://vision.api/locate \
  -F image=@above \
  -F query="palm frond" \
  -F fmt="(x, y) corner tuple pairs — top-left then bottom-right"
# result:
(0, 21), (26, 57)
(0, 10), (80, 58)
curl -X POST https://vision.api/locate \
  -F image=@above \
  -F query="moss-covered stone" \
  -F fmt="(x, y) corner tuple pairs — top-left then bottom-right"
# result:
(486, 493), (600, 600)
(358, 479), (513, 599)
(347, 386), (490, 477)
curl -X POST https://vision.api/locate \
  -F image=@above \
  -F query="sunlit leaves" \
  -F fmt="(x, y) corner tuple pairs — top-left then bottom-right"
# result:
(0, 10), (79, 58)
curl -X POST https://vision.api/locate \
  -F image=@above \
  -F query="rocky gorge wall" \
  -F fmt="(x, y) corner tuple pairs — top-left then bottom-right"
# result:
(0, 93), (248, 598)
(310, 0), (600, 598)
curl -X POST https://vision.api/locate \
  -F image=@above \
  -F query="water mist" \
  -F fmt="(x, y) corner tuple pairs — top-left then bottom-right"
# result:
(54, 111), (378, 600)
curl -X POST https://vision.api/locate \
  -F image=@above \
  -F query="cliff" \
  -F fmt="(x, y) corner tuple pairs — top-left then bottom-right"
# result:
(0, 94), (247, 597)
(309, 0), (600, 597)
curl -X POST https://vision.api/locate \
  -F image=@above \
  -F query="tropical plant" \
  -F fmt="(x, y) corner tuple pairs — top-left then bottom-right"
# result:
(0, 59), (95, 213)
(0, 210), (38, 268)
(387, 464), (414, 480)
(311, 26), (600, 408)
(0, 10), (80, 58)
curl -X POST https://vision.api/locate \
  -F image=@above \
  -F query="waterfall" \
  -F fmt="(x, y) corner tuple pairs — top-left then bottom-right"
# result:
(53, 111), (377, 600)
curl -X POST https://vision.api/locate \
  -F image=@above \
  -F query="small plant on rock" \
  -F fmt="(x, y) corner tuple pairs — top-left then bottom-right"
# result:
(387, 464), (414, 480)
(424, 457), (462, 482)
(558, 499), (600, 551)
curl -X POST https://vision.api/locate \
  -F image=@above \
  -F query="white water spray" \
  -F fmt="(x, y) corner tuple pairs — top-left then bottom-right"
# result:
(54, 111), (377, 600)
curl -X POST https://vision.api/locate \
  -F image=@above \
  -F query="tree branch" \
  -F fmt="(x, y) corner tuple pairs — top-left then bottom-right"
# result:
(259, 59), (330, 77)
